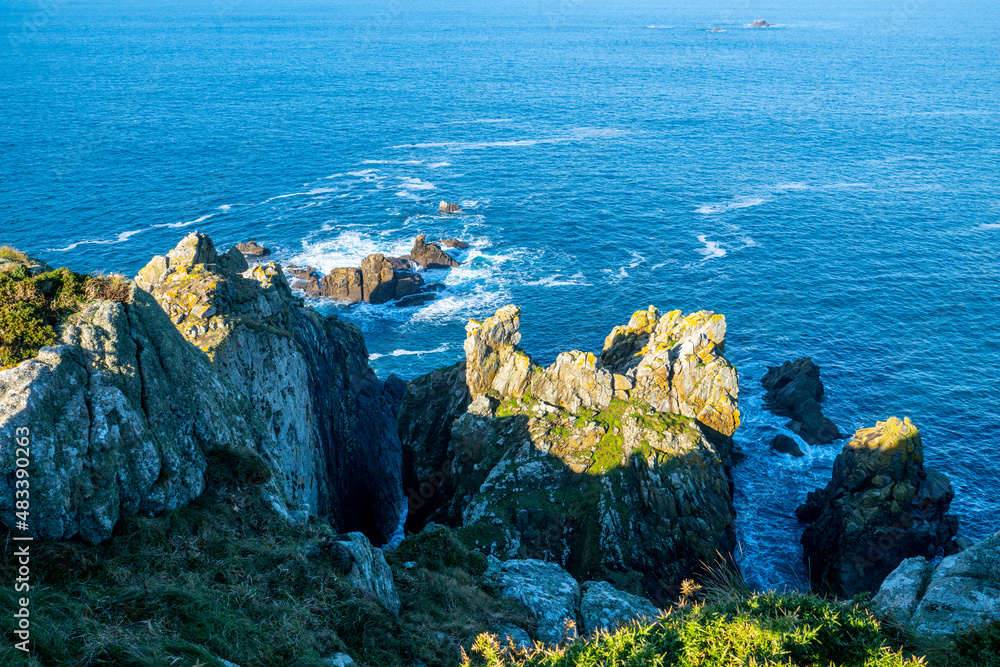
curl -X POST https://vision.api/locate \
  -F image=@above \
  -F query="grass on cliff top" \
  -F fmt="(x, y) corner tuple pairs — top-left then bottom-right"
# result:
(0, 448), (530, 667)
(0, 250), (132, 369)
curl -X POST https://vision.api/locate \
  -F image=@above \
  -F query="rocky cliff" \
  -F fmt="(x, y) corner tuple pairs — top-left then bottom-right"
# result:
(399, 304), (741, 598)
(136, 232), (404, 544)
(797, 417), (958, 597)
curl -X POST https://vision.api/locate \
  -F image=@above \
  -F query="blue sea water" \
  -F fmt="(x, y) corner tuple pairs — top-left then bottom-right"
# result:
(2, 0), (998, 589)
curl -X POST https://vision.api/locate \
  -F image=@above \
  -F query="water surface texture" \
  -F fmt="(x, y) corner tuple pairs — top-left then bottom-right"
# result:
(3, 0), (999, 589)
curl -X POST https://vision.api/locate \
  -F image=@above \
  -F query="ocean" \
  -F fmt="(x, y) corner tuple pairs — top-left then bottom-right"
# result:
(2, 0), (998, 589)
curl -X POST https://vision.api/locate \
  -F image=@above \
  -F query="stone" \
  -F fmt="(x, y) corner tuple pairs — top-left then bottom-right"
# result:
(360, 253), (425, 304)
(442, 238), (470, 249)
(463, 305), (534, 399)
(531, 351), (614, 414)
(750, 19), (773, 27)
(410, 235), (461, 270)
(335, 532), (401, 615)
(321, 267), (364, 301)
(761, 358), (842, 445)
(580, 581), (661, 635)
(872, 556), (933, 625)
(394, 293), (436, 308)
(796, 417), (959, 597)
(494, 559), (581, 644)
(494, 625), (533, 651)
(769, 434), (804, 457)
(234, 240), (271, 257)
(439, 201), (462, 213)
(322, 653), (356, 667)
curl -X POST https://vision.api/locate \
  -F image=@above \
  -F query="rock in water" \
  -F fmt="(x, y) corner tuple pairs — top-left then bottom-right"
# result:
(874, 532), (1000, 638)
(410, 234), (461, 269)
(750, 19), (772, 27)
(769, 434), (804, 457)
(234, 240), (271, 257)
(441, 238), (470, 249)
(796, 417), (959, 597)
(400, 304), (740, 597)
(439, 201), (461, 213)
(580, 581), (661, 634)
(761, 358), (842, 444)
(136, 232), (405, 545)
(0, 282), (269, 543)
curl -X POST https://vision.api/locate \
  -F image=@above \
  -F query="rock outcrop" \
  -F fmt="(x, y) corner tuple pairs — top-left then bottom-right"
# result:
(136, 232), (405, 544)
(334, 532), (402, 614)
(310, 252), (438, 306)
(399, 304), (741, 597)
(439, 201), (462, 213)
(0, 282), (271, 543)
(750, 19), (773, 27)
(761, 358), (842, 445)
(796, 417), (959, 597)
(487, 557), (581, 644)
(235, 240), (271, 257)
(410, 234), (461, 270)
(874, 532), (1000, 638)
(769, 434), (804, 457)
(287, 265), (322, 295)
(442, 238), (470, 249)
(580, 581), (661, 635)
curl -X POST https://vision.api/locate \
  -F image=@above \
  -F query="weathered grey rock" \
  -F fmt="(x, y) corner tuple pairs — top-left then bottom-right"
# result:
(410, 235), (460, 270)
(494, 559), (581, 644)
(872, 556), (933, 625)
(137, 233), (405, 545)
(769, 434), (804, 457)
(234, 240), (271, 257)
(464, 305), (534, 399)
(439, 201), (462, 213)
(580, 581), (661, 635)
(335, 532), (401, 615)
(531, 351), (613, 414)
(321, 654), (356, 667)
(442, 238), (470, 249)
(494, 625), (533, 651)
(761, 358), (841, 445)
(750, 19), (773, 27)
(797, 417), (958, 597)
(0, 285), (269, 542)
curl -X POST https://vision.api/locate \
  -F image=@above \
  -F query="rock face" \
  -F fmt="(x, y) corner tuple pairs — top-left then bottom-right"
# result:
(334, 532), (402, 614)
(875, 532), (1000, 638)
(399, 304), (740, 597)
(439, 201), (461, 213)
(761, 358), (842, 445)
(0, 283), (270, 543)
(487, 557), (581, 644)
(580, 581), (661, 635)
(410, 235), (461, 270)
(136, 232), (405, 545)
(796, 417), (959, 597)
(235, 241), (271, 257)
(315, 253), (430, 306)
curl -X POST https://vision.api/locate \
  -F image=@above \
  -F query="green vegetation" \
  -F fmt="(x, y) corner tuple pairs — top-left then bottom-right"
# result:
(0, 249), (132, 369)
(0, 450), (530, 667)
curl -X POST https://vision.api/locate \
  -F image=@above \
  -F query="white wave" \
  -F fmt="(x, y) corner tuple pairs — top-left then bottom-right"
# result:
(978, 223), (1000, 230)
(369, 344), (451, 361)
(49, 229), (146, 252)
(646, 25), (674, 28)
(697, 196), (767, 215)
(218, 204), (232, 211)
(428, 162), (451, 169)
(396, 190), (427, 200)
(697, 235), (726, 260)
(438, 118), (514, 125)
(740, 236), (761, 248)
(775, 182), (809, 191)
(601, 267), (629, 283)
(289, 231), (412, 272)
(397, 177), (435, 191)
(346, 169), (382, 178)
(627, 251), (646, 269)
(390, 128), (626, 151)
(523, 272), (591, 287)
(263, 187), (338, 203)
(363, 159), (423, 165)
(153, 213), (216, 229)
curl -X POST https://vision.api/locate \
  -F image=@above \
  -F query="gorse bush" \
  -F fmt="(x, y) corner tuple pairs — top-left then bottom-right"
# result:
(463, 592), (926, 667)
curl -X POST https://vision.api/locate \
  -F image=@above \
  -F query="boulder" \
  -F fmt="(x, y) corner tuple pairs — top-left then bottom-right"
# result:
(796, 417), (959, 596)
(439, 201), (462, 213)
(442, 238), (470, 249)
(234, 241), (271, 257)
(875, 532), (1000, 638)
(580, 581), (661, 634)
(334, 532), (401, 615)
(410, 235), (461, 270)
(321, 267), (364, 302)
(750, 19), (772, 27)
(403, 305), (740, 597)
(769, 434), (804, 457)
(761, 358), (842, 445)
(136, 233), (405, 545)
(491, 558), (581, 644)
(493, 625), (533, 651)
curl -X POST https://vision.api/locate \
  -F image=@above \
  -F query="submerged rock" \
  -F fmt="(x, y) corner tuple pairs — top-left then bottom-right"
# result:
(234, 240), (271, 257)
(442, 238), (470, 249)
(797, 417), (958, 596)
(410, 234), (461, 270)
(761, 358), (842, 445)
(400, 304), (740, 597)
(769, 434), (804, 457)
(136, 232), (404, 545)
(439, 201), (462, 213)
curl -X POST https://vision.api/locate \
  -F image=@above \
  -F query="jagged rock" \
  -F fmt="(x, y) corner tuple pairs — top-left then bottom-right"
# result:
(439, 201), (462, 213)
(334, 532), (401, 615)
(394, 293), (436, 308)
(287, 266), (322, 295)
(404, 305), (740, 597)
(761, 358), (841, 445)
(234, 240), (271, 257)
(797, 417), (959, 597)
(492, 559), (581, 644)
(362, 254), (423, 304)
(875, 532), (1000, 638)
(442, 238), (470, 249)
(580, 581), (661, 634)
(750, 19), (772, 27)
(410, 235), (461, 270)
(321, 267), (364, 301)
(494, 625), (533, 651)
(769, 434), (804, 457)
(136, 233), (404, 545)
(0, 283), (270, 543)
